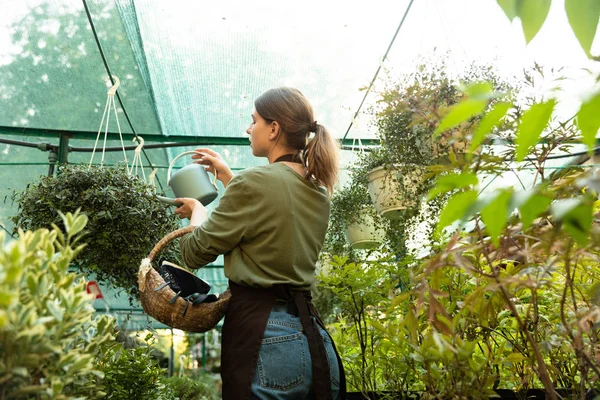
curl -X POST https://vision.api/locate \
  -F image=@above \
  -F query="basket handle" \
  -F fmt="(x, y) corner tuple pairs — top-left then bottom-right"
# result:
(147, 225), (195, 262)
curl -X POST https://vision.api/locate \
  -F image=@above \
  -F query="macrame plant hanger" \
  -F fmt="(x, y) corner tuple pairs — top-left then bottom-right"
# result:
(89, 76), (128, 168)
(129, 136), (146, 180)
(351, 137), (365, 159)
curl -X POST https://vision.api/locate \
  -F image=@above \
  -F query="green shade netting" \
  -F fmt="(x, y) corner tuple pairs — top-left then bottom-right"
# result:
(0, 0), (398, 138)
(0, 0), (591, 329)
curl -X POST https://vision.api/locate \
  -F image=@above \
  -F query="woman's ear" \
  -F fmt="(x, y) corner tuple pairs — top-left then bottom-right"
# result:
(269, 121), (281, 141)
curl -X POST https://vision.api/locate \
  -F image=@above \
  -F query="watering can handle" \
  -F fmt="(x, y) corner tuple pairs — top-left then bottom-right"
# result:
(167, 151), (218, 188)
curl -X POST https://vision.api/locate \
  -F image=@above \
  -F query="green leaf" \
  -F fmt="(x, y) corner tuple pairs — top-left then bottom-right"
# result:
(435, 99), (488, 135)
(565, 0), (600, 57)
(564, 204), (593, 246)
(515, 99), (556, 161)
(46, 299), (63, 323)
(24, 278), (38, 301)
(505, 352), (526, 363)
(392, 292), (411, 307)
(551, 198), (593, 246)
(577, 93), (600, 153)
(470, 102), (512, 151)
(497, 0), (519, 21)
(427, 173), (479, 200)
(68, 213), (88, 239)
(480, 189), (513, 246)
(437, 190), (479, 234)
(518, 193), (552, 229)
(67, 354), (93, 375)
(0, 291), (14, 307)
(519, 0), (552, 43)
(587, 282), (600, 305)
(551, 198), (582, 220)
(464, 82), (495, 100)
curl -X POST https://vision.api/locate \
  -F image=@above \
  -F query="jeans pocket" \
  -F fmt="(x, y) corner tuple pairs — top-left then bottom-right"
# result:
(256, 331), (307, 391)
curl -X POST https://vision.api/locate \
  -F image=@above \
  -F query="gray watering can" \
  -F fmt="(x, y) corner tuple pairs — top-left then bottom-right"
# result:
(157, 151), (219, 206)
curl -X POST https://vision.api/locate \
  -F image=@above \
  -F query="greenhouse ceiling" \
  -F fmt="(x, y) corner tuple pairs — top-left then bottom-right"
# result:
(1, 0), (598, 224)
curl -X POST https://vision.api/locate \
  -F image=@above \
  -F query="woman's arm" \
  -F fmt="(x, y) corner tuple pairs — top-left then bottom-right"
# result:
(178, 173), (258, 268)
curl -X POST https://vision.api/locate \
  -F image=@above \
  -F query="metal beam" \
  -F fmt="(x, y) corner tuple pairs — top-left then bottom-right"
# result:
(0, 125), (380, 147)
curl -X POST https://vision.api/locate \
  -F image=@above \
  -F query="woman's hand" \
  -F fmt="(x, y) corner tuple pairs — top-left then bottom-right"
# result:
(192, 148), (233, 187)
(174, 198), (208, 226)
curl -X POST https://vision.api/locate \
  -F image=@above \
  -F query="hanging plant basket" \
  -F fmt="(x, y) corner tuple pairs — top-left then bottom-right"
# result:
(367, 165), (425, 219)
(345, 206), (385, 250)
(11, 164), (180, 299)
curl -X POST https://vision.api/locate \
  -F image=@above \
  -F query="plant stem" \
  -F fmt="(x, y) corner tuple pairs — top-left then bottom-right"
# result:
(497, 283), (557, 400)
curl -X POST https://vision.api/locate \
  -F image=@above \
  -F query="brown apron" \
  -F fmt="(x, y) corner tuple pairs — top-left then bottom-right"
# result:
(221, 280), (346, 400)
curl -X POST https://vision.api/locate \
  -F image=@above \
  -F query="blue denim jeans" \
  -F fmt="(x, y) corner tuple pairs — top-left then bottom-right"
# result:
(250, 307), (340, 399)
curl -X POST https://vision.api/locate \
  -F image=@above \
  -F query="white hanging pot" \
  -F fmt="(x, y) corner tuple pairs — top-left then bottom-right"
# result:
(367, 165), (424, 219)
(345, 207), (385, 249)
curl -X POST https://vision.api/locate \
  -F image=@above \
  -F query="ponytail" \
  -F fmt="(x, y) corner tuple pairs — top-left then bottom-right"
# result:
(254, 87), (339, 195)
(302, 124), (339, 196)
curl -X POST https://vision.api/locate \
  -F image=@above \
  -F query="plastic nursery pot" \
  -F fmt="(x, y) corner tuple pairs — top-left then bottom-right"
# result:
(367, 165), (425, 220)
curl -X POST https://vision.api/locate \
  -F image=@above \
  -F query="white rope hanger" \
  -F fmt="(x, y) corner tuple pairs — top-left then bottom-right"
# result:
(129, 136), (146, 180)
(89, 76), (128, 168)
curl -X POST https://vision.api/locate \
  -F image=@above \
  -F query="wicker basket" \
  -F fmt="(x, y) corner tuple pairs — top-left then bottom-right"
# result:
(138, 226), (231, 332)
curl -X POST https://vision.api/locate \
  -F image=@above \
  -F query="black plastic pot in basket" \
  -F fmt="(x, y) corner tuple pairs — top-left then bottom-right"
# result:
(138, 226), (231, 332)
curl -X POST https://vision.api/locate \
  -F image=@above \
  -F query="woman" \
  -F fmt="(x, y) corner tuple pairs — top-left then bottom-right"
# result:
(174, 87), (345, 400)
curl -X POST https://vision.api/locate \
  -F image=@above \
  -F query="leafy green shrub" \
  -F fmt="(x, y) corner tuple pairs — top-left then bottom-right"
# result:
(96, 337), (172, 400)
(162, 375), (220, 400)
(11, 164), (181, 299)
(319, 255), (414, 394)
(0, 211), (116, 399)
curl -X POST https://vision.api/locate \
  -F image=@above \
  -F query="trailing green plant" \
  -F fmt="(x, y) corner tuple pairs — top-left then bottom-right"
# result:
(325, 178), (385, 256)
(325, 149), (415, 261)
(331, 62), (517, 260)
(11, 164), (181, 300)
(0, 210), (116, 399)
(371, 60), (517, 171)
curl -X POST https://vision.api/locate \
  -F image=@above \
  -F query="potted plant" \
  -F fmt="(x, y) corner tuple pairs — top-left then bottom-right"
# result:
(11, 164), (181, 300)
(345, 204), (386, 250)
(361, 61), (516, 220)
(364, 150), (425, 220)
(325, 177), (386, 254)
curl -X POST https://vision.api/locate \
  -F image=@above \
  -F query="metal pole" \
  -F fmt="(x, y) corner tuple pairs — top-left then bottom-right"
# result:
(48, 150), (58, 176)
(58, 133), (70, 164)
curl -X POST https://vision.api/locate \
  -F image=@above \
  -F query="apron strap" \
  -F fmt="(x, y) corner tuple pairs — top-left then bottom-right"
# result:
(294, 290), (333, 400)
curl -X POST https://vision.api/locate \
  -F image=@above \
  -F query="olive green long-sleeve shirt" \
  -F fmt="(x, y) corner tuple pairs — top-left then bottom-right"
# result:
(180, 163), (330, 290)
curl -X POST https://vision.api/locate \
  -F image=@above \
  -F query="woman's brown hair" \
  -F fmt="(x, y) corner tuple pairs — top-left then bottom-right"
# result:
(254, 87), (339, 195)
